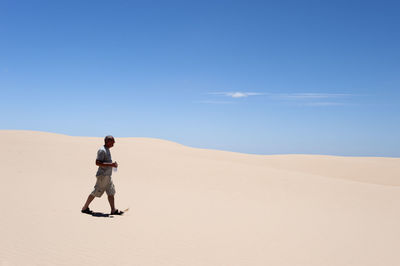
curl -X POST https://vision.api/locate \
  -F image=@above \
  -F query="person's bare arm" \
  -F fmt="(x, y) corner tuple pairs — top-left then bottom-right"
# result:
(96, 160), (118, 168)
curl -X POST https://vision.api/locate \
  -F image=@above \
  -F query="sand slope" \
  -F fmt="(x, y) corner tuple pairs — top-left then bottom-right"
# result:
(1, 130), (399, 266)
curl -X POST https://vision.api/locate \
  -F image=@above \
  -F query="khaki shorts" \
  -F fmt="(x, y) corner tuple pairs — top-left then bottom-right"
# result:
(91, 175), (116, 197)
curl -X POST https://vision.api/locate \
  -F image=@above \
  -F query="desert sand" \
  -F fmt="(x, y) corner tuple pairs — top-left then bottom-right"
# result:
(1, 130), (399, 266)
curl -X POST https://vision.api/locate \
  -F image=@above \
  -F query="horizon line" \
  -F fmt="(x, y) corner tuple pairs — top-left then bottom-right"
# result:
(1, 129), (398, 159)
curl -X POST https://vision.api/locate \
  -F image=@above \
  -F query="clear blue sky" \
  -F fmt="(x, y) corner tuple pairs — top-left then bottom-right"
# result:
(1, 0), (399, 157)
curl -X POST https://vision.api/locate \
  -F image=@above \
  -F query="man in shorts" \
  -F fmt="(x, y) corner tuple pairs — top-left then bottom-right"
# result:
(81, 135), (123, 215)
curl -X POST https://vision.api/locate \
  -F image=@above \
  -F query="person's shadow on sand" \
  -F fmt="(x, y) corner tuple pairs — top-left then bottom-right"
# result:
(87, 211), (113, 218)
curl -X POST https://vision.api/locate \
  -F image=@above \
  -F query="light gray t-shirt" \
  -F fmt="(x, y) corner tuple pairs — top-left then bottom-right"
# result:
(96, 146), (113, 176)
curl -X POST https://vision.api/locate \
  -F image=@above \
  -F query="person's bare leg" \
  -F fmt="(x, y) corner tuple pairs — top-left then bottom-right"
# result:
(82, 194), (95, 210)
(108, 195), (116, 213)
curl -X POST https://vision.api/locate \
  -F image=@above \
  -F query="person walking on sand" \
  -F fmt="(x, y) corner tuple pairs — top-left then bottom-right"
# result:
(81, 135), (123, 215)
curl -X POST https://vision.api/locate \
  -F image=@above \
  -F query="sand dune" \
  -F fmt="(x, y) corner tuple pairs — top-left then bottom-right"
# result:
(1, 130), (399, 266)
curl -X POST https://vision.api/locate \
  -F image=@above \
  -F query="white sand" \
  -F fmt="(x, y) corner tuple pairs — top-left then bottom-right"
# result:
(1, 130), (399, 266)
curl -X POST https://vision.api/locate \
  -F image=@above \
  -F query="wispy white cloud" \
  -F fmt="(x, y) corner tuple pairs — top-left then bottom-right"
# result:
(209, 92), (265, 98)
(209, 92), (352, 99)
(203, 91), (356, 106)
(271, 93), (353, 99)
(271, 93), (353, 107)
(302, 102), (346, 106)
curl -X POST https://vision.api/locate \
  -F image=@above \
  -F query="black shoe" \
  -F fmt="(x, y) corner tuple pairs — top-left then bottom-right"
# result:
(81, 207), (93, 214)
(110, 209), (124, 215)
